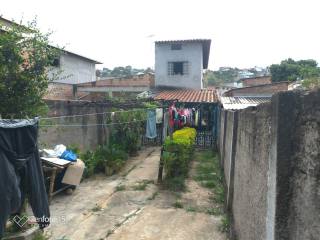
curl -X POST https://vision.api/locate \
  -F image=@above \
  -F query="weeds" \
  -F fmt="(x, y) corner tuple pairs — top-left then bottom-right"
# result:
(173, 201), (183, 208)
(219, 214), (230, 233)
(32, 232), (50, 240)
(115, 185), (126, 192)
(194, 150), (228, 233)
(194, 151), (225, 206)
(186, 206), (197, 212)
(91, 204), (102, 212)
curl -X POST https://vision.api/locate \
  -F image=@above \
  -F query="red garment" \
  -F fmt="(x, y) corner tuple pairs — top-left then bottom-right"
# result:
(168, 105), (176, 128)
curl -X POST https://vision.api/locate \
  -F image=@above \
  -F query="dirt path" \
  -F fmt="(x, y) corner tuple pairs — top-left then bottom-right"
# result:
(45, 147), (226, 240)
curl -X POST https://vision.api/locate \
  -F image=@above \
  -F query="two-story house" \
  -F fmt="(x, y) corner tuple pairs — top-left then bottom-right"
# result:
(155, 39), (211, 90)
(0, 16), (101, 85)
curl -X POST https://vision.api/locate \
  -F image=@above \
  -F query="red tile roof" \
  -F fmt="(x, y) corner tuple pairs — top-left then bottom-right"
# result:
(154, 89), (218, 103)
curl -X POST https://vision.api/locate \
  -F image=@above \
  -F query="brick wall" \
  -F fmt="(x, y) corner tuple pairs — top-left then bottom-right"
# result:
(241, 76), (272, 87)
(80, 73), (155, 88)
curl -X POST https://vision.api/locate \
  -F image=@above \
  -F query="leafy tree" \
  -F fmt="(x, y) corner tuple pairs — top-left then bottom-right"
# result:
(0, 20), (61, 118)
(302, 77), (320, 89)
(270, 58), (320, 82)
(206, 68), (240, 86)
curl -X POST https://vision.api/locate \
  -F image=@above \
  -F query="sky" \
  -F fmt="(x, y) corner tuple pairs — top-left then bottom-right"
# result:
(1, 0), (320, 70)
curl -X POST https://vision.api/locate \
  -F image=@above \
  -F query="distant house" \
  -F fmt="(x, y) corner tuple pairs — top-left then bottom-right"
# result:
(0, 16), (102, 86)
(74, 73), (155, 100)
(223, 81), (289, 97)
(154, 39), (211, 90)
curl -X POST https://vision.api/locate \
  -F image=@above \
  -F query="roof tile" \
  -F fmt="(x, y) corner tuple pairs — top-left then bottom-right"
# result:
(154, 89), (218, 103)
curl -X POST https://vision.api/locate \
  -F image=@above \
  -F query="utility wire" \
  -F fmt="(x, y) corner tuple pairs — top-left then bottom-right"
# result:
(40, 107), (157, 120)
(39, 119), (147, 128)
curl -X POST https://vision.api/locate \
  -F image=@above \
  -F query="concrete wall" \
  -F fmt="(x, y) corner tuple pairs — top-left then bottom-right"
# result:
(155, 42), (203, 89)
(39, 100), (109, 150)
(218, 90), (320, 240)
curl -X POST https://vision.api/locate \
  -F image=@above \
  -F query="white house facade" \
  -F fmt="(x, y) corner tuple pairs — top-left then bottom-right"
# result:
(49, 51), (101, 85)
(155, 39), (211, 90)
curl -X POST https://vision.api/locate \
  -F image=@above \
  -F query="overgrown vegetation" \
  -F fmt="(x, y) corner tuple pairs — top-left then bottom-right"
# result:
(194, 150), (229, 233)
(0, 19), (61, 118)
(162, 127), (196, 191)
(69, 103), (159, 178)
(32, 232), (49, 240)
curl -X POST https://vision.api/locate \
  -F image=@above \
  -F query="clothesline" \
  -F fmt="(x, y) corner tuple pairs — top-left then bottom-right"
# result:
(40, 107), (158, 120)
(39, 119), (148, 128)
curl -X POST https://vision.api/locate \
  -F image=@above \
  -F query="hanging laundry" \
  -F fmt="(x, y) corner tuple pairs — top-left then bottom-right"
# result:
(162, 111), (169, 142)
(146, 110), (157, 139)
(156, 108), (163, 124)
(0, 119), (50, 237)
(168, 105), (176, 128)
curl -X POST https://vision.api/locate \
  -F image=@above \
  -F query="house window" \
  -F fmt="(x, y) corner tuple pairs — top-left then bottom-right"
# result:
(168, 62), (189, 75)
(171, 44), (182, 50)
(51, 58), (60, 67)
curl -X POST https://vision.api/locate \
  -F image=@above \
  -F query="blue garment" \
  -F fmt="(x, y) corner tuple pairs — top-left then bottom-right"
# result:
(146, 110), (157, 139)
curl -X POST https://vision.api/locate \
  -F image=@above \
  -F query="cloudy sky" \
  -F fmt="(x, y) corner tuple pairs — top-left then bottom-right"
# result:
(2, 0), (320, 70)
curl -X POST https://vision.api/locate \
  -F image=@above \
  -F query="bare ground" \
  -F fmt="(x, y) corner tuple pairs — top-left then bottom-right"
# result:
(45, 147), (226, 240)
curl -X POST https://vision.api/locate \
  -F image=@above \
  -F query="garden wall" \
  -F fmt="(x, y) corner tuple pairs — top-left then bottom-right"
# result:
(39, 100), (109, 150)
(219, 90), (320, 240)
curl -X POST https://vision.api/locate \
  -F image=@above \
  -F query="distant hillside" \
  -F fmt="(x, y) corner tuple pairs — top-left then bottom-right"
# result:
(205, 67), (269, 87)
(97, 66), (154, 78)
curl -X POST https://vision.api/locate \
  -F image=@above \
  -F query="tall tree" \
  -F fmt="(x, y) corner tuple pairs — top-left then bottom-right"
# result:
(270, 58), (320, 82)
(0, 20), (61, 118)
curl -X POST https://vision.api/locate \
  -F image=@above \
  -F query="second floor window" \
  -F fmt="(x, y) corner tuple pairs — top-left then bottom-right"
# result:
(168, 61), (189, 75)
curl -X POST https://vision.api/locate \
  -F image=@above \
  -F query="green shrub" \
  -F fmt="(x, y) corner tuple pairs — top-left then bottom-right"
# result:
(163, 127), (196, 190)
(81, 144), (128, 178)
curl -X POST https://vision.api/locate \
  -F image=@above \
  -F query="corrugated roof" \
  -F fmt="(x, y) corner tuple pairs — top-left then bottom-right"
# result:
(221, 96), (271, 110)
(154, 89), (218, 103)
(155, 39), (211, 69)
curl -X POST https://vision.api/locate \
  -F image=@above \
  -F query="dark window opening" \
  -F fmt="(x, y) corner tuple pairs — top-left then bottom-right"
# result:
(168, 61), (189, 75)
(171, 44), (182, 50)
(51, 58), (60, 67)
(173, 62), (183, 75)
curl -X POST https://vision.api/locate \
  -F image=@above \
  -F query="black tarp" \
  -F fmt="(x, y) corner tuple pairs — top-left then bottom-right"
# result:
(0, 118), (50, 237)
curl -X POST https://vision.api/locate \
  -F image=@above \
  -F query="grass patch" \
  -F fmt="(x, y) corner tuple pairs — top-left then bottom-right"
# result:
(186, 206), (197, 212)
(194, 150), (228, 231)
(91, 204), (102, 212)
(172, 201), (183, 209)
(206, 207), (223, 215)
(194, 150), (225, 206)
(218, 214), (230, 233)
(32, 232), (49, 240)
(115, 185), (126, 192)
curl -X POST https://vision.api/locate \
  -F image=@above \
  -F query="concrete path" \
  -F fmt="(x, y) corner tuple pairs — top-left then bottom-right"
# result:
(45, 147), (226, 240)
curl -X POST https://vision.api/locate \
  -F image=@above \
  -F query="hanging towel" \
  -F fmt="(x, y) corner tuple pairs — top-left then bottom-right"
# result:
(146, 110), (157, 139)
(156, 108), (163, 124)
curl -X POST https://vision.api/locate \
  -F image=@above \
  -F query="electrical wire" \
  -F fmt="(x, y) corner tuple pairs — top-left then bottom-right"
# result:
(39, 119), (147, 127)
(40, 107), (157, 120)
